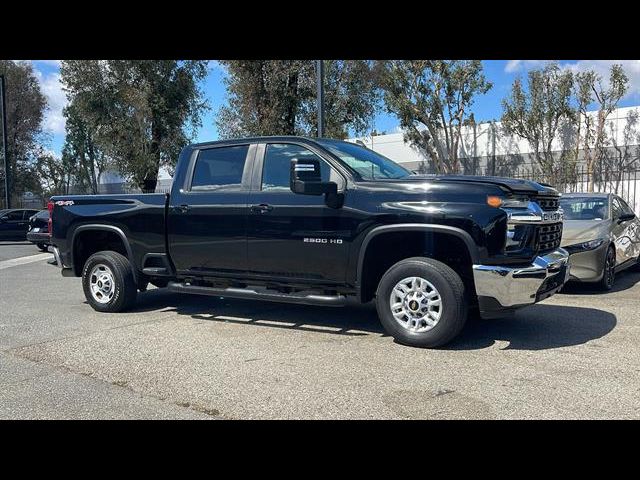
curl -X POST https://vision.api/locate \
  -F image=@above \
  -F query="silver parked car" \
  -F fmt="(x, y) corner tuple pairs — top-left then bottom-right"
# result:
(560, 193), (640, 290)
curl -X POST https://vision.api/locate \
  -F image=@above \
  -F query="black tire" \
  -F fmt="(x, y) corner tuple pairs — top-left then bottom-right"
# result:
(375, 257), (467, 348)
(82, 251), (138, 312)
(36, 243), (48, 252)
(598, 246), (616, 291)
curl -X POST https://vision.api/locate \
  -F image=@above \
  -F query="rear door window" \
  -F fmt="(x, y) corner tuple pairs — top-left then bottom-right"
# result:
(191, 145), (250, 191)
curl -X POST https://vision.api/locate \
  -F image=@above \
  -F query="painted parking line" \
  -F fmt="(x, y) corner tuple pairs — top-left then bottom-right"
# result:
(0, 253), (53, 271)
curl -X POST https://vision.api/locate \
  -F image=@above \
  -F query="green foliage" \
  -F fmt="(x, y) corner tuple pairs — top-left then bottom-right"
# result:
(60, 60), (208, 191)
(216, 60), (379, 140)
(0, 60), (47, 197)
(380, 60), (492, 173)
(35, 151), (73, 197)
(60, 102), (109, 194)
(501, 63), (574, 173)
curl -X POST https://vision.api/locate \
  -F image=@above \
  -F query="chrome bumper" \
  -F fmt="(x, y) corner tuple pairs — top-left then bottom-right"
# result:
(473, 248), (570, 314)
(51, 246), (63, 268)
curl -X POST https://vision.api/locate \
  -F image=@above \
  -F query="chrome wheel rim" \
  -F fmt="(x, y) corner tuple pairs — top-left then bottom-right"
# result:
(89, 264), (115, 304)
(390, 276), (442, 333)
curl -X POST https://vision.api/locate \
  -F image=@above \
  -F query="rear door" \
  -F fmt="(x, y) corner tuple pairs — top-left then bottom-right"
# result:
(167, 143), (255, 276)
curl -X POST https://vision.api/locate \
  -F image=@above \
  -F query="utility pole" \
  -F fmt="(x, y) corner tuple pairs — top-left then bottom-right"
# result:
(316, 60), (324, 138)
(0, 74), (9, 209)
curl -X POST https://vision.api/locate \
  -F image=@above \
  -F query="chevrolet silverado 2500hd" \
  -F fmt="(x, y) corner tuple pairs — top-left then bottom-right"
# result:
(49, 137), (570, 347)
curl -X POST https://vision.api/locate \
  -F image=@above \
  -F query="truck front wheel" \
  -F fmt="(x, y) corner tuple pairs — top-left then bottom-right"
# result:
(82, 251), (138, 313)
(375, 257), (468, 348)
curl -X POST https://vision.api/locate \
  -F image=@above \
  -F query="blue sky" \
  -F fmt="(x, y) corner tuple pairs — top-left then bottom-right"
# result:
(31, 60), (640, 157)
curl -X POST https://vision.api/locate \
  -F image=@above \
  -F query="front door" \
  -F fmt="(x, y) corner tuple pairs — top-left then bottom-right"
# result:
(0, 210), (29, 239)
(246, 142), (352, 285)
(611, 196), (640, 265)
(167, 143), (253, 276)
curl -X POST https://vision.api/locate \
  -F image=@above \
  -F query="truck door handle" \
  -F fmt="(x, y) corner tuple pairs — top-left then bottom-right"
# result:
(175, 204), (190, 213)
(251, 204), (273, 214)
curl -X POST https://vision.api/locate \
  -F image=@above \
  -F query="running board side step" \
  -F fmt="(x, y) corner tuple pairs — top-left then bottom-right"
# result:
(167, 282), (347, 307)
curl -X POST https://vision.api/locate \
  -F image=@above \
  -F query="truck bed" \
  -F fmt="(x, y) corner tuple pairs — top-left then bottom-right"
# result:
(50, 193), (169, 275)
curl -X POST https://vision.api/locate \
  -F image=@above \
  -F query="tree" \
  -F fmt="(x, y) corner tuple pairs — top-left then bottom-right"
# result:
(61, 102), (109, 194)
(60, 60), (208, 192)
(602, 110), (640, 194)
(380, 60), (492, 174)
(576, 65), (628, 191)
(216, 60), (379, 140)
(35, 150), (74, 197)
(501, 63), (574, 176)
(0, 60), (47, 201)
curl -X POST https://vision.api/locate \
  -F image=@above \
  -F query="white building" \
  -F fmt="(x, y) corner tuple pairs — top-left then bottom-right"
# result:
(350, 105), (640, 174)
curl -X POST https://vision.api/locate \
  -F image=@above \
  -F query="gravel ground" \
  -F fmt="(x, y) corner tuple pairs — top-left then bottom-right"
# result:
(1, 252), (639, 419)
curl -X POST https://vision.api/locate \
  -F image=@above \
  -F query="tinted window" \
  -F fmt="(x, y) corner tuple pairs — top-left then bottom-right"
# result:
(316, 139), (410, 180)
(35, 210), (49, 219)
(611, 197), (624, 219)
(191, 145), (249, 191)
(617, 197), (635, 216)
(262, 143), (330, 192)
(7, 210), (24, 220)
(560, 197), (609, 220)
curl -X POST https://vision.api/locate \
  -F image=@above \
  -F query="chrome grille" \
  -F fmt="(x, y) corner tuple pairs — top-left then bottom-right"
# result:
(537, 222), (563, 252)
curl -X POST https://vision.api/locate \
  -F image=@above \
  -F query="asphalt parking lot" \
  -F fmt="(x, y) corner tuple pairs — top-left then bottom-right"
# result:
(1, 240), (639, 419)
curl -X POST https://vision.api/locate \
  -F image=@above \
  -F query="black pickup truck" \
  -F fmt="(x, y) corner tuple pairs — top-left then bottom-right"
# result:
(49, 136), (570, 347)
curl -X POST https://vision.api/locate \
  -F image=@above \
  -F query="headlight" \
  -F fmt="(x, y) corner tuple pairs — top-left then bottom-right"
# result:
(565, 238), (606, 254)
(501, 196), (530, 208)
(486, 195), (530, 208)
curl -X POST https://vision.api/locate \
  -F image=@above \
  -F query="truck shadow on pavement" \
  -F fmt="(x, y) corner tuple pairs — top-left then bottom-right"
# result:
(449, 304), (616, 351)
(133, 289), (616, 351)
(133, 290), (385, 336)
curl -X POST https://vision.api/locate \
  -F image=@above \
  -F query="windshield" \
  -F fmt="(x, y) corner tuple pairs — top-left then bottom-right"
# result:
(560, 197), (609, 220)
(317, 139), (410, 180)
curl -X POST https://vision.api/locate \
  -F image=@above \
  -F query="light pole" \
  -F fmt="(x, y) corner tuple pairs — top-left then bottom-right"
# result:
(316, 60), (324, 138)
(0, 74), (9, 209)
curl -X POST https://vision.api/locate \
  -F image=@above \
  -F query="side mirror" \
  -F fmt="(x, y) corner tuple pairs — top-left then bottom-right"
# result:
(290, 158), (337, 196)
(0, 216), (8, 223)
(617, 212), (636, 223)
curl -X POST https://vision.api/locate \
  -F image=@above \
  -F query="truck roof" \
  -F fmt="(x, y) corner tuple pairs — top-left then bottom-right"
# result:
(188, 136), (330, 149)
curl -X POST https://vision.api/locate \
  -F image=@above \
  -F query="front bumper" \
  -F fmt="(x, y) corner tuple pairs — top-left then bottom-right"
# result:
(564, 242), (608, 282)
(473, 248), (570, 318)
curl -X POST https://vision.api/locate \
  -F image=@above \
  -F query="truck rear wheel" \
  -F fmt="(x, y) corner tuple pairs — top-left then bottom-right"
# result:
(375, 257), (467, 348)
(82, 251), (138, 313)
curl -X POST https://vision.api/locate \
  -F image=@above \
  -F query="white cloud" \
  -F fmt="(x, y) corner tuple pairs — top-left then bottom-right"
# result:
(504, 60), (548, 73)
(33, 66), (68, 135)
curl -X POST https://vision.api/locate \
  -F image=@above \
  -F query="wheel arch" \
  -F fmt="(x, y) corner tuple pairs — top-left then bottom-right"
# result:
(70, 224), (137, 282)
(356, 224), (479, 303)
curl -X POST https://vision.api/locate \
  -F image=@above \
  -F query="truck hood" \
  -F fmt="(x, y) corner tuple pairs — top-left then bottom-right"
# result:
(422, 175), (559, 196)
(366, 174), (560, 196)
(561, 219), (611, 247)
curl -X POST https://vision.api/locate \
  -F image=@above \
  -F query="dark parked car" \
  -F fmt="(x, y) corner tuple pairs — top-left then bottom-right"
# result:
(49, 137), (570, 348)
(0, 208), (40, 240)
(26, 209), (50, 251)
